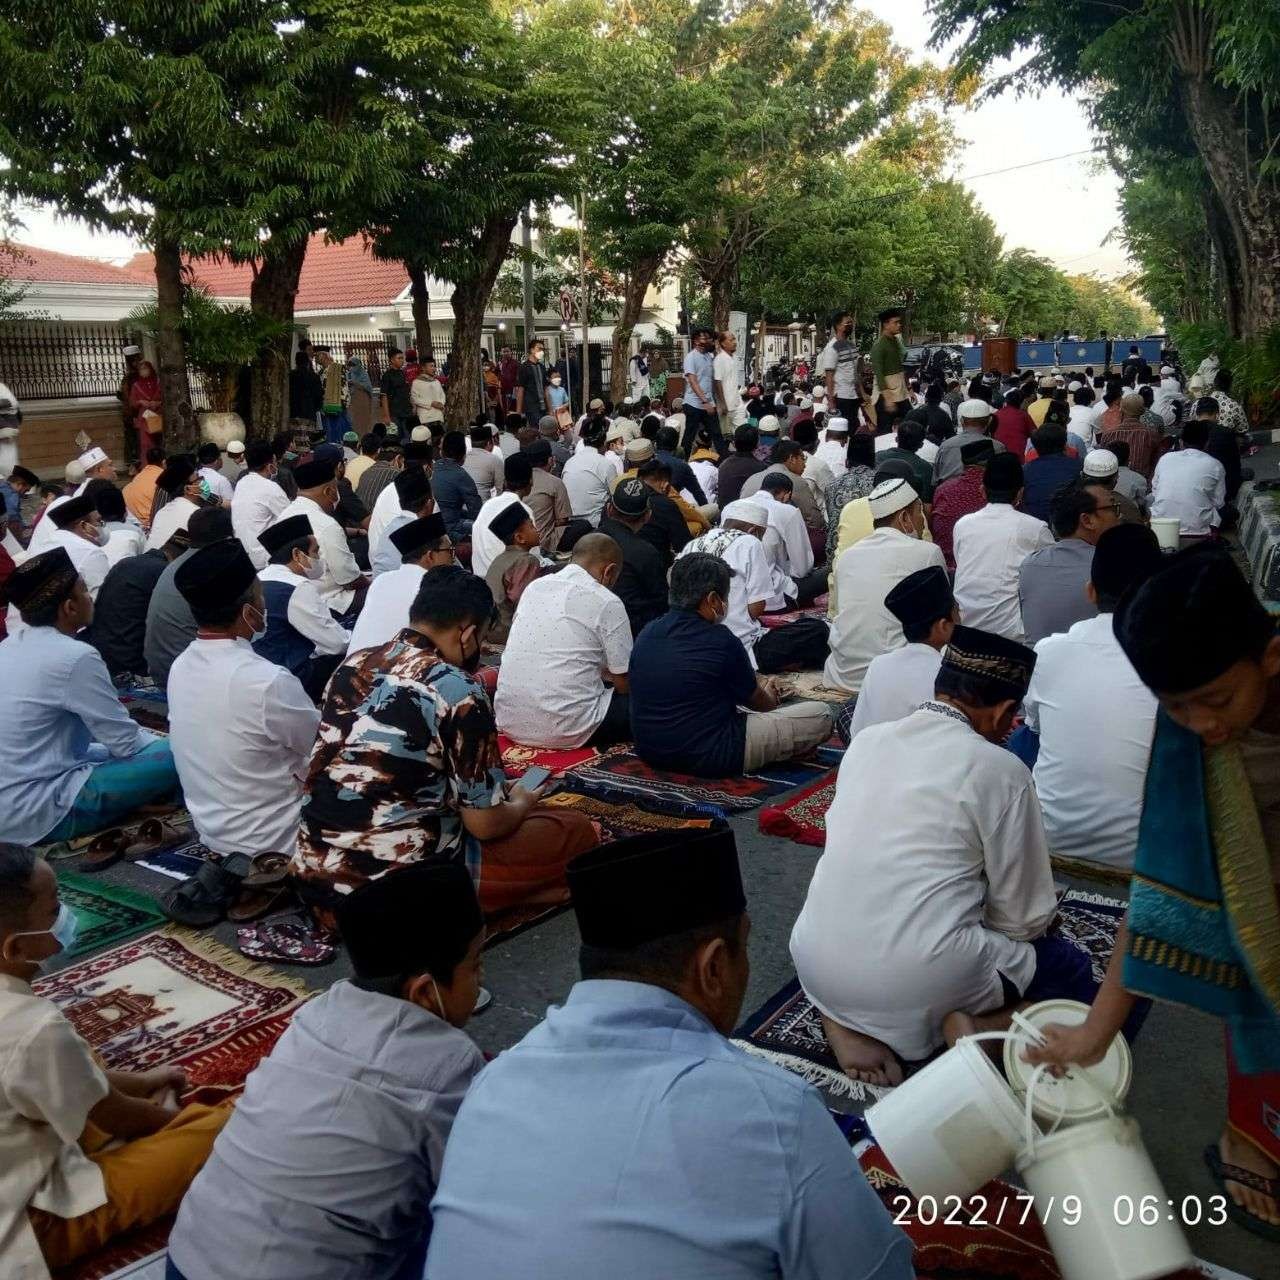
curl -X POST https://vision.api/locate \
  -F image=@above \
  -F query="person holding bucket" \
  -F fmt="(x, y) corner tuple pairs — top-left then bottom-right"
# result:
(1026, 545), (1280, 1239)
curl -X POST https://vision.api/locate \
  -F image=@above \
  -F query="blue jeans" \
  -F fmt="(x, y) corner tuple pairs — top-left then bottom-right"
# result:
(44, 740), (180, 842)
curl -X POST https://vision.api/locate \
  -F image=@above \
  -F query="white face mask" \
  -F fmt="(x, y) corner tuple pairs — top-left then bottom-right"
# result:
(244, 604), (267, 643)
(302, 553), (325, 582)
(87, 522), (110, 547)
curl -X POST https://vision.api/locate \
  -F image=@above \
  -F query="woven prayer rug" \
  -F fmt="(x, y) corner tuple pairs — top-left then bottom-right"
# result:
(57, 871), (166, 958)
(34, 924), (311, 1072)
(785, 669), (854, 705)
(760, 596), (830, 628)
(733, 891), (1137, 1102)
(564, 745), (824, 814)
(758, 768), (837, 848)
(1048, 852), (1132, 889)
(542, 788), (721, 841)
(498, 734), (602, 779)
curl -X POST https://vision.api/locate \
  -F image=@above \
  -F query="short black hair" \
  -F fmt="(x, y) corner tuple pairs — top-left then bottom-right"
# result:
(0, 843), (38, 937)
(245, 441), (275, 472)
(579, 915), (743, 986)
(1214, 368), (1234, 393)
(1196, 397), (1220, 417)
(670, 552), (730, 611)
(1031, 424), (1067, 456)
(1073, 386), (1092, 406)
(441, 431), (467, 462)
(190, 580), (257, 630)
(896, 419), (926, 453)
(469, 426), (493, 447)
(1050, 477), (1103, 538)
(1182, 418), (1211, 450)
(408, 565), (496, 630)
(360, 432), (380, 455)
(1109, 440), (1130, 467)
(90, 482), (126, 523)
(760, 470), (794, 497)
(847, 434), (875, 469)
(146, 446), (166, 465)
(197, 442), (220, 465)
(188, 507), (233, 548)
(733, 424), (759, 453)
(770, 440), (805, 465)
(655, 426), (679, 452)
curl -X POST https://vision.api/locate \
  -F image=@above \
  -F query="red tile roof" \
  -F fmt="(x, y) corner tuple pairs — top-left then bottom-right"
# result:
(9, 242), (154, 287)
(133, 233), (410, 312)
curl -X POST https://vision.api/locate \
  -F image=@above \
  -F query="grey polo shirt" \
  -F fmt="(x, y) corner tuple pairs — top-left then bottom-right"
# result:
(142, 547), (197, 690)
(1018, 536), (1098, 646)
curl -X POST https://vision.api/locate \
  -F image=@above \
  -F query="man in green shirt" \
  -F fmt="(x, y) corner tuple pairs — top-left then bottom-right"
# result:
(869, 307), (908, 434)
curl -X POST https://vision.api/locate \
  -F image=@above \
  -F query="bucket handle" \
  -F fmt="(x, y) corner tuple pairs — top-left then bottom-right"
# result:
(1022, 1058), (1120, 1156)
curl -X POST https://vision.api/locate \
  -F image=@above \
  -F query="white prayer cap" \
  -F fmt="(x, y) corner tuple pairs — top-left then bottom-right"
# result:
(226, 439), (245, 455)
(825, 415), (850, 434)
(77, 446), (109, 470)
(721, 498), (768, 529)
(799, 395), (813, 410)
(867, 477), (917, 520)
(122, 344), (142, 357)
(410, 425), (432, 442)
(1160, 365), (1175, 376)
(957, 399), (992, 421)
(1067, 380), (1083, 392)
(812, 386), (827, 399)
(663, 414), (683, 430)
(759, 414), (780, 433)
(1188, 374), (1205, 392)
(605, 422), (627, 443)
(64, 460), (85, 484)
(1082, 448), (1119, 479)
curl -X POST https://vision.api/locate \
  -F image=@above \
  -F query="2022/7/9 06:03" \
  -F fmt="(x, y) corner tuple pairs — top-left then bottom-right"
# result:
(891, 1193), (1230, 1228)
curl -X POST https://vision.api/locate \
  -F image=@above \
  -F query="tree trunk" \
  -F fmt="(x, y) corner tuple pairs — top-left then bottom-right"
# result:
(446, 213), (518, 430)
(609, 254), (661, 403)
(1177, 72), (1280, 338)
(709, 266), (737, 334)
(153, 237), (195, 452)
(249, 235), (309, 437)
(407, 260), (434, 358)
(1200, 186), (1246, 337)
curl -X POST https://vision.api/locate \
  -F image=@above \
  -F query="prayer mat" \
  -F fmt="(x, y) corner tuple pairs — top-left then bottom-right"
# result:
(563, 746), (824, 814)
(498, 734), (602, 779)
(733, 891), (1139, 1102)
(758, 768), (837, 848)
(785, 669), (854, 705)
(57, 871), (166, 958)
(760, 599), (830, 628)
(34, 924), (311, 1073)
(134, 841), (208, 882)
(1049, 852), (1132, 889)
(542, 788), (721, 841)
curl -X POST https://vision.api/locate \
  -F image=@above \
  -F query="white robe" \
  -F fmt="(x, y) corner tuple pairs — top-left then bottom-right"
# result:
(845, 643), (942, 741)
(790, 704), (1057, 1060)
(346, 564), (426, 656)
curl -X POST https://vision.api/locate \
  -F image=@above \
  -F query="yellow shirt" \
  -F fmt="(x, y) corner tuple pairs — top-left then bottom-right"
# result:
(344, 455), (376, 488)
(1027, 397), (1052, 427)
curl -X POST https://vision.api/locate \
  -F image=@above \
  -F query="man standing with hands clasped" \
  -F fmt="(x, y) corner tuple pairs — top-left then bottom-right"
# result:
(869, 307), (909, 433)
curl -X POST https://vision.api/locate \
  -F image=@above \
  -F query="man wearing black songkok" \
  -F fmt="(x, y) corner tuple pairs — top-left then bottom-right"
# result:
(168, 862), (488, 1280)
(1027, 545), (1280, 1236)
(427, 827), (913, 1280)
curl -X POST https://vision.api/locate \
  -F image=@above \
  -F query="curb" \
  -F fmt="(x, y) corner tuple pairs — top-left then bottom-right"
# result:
(1237, 481), (1280, 603)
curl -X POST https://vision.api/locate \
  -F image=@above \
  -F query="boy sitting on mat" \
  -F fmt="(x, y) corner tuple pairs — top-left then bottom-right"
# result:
(0, 844), (229, 1277)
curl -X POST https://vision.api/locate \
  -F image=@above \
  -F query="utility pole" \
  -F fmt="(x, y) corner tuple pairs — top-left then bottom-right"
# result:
(521, 204), (536, 352)
(577, 190), (590, 403)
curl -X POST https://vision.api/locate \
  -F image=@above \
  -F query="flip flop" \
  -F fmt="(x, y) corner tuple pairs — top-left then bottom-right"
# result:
(162, 857), (247, 928)
(1203, 1143), (1280, 1241)
(226, 883), (294, 923)
(122, 817), (185, 863)
(79, 829), (129, 873)
(239, 852), (290, 890)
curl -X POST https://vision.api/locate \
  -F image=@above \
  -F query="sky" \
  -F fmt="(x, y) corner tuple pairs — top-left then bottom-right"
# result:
(10, 0), (1130, 279)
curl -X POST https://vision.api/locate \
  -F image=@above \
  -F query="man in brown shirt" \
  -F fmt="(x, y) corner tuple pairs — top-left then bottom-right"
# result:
(522, 440), (572, 553)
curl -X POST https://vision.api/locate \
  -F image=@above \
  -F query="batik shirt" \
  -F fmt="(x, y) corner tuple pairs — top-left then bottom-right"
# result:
(824, 465), (876, 560)
(292, 629), (504, 900)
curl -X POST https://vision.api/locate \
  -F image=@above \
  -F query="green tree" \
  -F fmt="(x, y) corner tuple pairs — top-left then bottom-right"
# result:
(989, 249), (1074, 337)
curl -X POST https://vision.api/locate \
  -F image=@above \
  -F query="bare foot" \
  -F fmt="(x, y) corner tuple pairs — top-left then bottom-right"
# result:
(1219, 1126), (1280, 1226)
(943, 1005), (1026, 1064)
(820, 1014), (904, 1087)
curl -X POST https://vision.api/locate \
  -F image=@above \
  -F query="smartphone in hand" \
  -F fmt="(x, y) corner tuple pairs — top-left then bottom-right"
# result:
(514, 765), (553, 792)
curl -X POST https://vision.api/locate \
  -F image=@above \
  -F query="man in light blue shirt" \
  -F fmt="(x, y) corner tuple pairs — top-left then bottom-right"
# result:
(681, 327), (719, 455)
(426, 828), (912, 1280)
(0, 549), (178, 844)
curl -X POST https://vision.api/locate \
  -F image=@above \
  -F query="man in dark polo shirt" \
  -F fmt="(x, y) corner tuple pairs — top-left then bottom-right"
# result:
(89, 539), (184, 679)
(379, 349), (414, 432)
(597, 478), (668, 637)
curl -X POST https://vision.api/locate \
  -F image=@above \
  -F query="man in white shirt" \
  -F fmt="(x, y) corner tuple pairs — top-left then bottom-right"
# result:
(562, 419), (615, 527)
(254, 515), (351, 700)
(70, 446), (115, 496)
(813, 417), (849, 480)
(232, 443), (291, 570)
(712, 330), (746, 441)
(496, 534), (633, 749)
(168, 540), (320, 860)
(275, 456), (368, 617)
(1023, 525), (1163, 871)
(88, 485), (145, 572)
(347, 515), (456, 655)
(1150, 417), (1226, 537)
(410, 356), (446, 428)
(145, 460), (206, 552)
(471, 454), (537, 579)
(1068, 386), (1096, 448)
(756, 473), (820, 605)
(791, 627), (1061, 1083)
(44, 494), (112, 602)
(952, 453), (1053, 643)
(366, 440), (431, 554)
(824, 478), (946, 693)
(196, 443), (234, 504)
(846, 565), (955, 741)
(368, 466), (434, 576)
(463, 426), (505, 501)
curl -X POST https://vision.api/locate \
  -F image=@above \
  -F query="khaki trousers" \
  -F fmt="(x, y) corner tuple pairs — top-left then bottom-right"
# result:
(743, 701), (835, 772)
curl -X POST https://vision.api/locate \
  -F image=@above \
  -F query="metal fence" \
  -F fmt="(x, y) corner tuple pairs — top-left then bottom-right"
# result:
(0, 321), (136, 401)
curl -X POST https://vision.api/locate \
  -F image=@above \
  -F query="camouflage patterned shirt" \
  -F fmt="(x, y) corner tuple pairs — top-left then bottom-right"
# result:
(291, 628), (504, 901)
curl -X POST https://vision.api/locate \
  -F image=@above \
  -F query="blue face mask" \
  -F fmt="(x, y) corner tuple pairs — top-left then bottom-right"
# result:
(6, 901), (78, 970)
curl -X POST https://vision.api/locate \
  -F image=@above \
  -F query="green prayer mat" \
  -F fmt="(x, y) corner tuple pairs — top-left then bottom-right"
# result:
(56, 871), (166, 958)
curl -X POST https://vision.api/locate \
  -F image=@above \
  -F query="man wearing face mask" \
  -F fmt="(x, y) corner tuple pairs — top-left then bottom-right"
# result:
(274, 456), (369, 618)
(167, 540), (320, 879)
(254, 515), (351, 701)
(515, 337), (549, 430)
(292, 566), (598, 931)
(0, 550), (179, 846)
(232, 442), (291, 569)
(0, 845), (231, 1278)
(43, 494), (111, 603)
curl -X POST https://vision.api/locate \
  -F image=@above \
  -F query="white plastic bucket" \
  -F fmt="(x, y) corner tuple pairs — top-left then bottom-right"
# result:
(865, 1036), (1026, 1199)
(1003, 1001), (1132, 1126)
(1016, 1116), (1193, 1280)
(1150, 517), (1181, 551)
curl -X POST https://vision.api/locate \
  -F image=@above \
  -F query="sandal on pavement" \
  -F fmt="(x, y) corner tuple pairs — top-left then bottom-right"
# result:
(1203, 1142), (1280, 1242)
(79, 829), (129, 873)
(162, 857), (248, 928)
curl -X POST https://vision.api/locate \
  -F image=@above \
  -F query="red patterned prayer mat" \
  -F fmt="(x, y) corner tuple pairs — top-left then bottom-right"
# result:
(542, 789), (719, 841)
(564, 746), (824, 814)
(498, 734), (602, 779)
(758, 768), (836, 847)
(760, 595), (829, 628)
(34, 924), (311, 1073)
